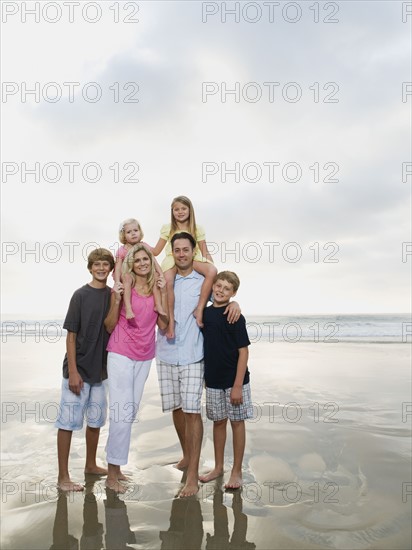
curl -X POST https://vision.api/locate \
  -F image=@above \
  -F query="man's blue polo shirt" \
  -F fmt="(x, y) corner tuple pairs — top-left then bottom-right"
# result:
(156, 270), (204, 365)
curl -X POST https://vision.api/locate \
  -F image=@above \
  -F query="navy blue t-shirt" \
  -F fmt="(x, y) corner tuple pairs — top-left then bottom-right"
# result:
(202, 305), (250, 389)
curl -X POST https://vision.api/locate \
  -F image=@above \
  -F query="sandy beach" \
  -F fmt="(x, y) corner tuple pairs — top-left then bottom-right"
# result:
(1, 338), (411, 549)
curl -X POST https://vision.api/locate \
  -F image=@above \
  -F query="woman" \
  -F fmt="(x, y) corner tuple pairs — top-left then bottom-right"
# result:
(104, 243), (169, 493)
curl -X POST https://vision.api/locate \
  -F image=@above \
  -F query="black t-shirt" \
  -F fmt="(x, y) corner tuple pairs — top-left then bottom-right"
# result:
(202, 305), (250, 389)
(62, 284), (111, 384)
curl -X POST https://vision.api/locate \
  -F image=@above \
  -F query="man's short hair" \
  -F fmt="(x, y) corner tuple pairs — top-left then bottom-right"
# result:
(171, 232), (196, 250)
(87, 248), (115, 271)
(214, 271), (240, 292)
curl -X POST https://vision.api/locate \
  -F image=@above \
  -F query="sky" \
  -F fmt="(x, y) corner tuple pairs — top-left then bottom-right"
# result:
(1, 0), (411, 316)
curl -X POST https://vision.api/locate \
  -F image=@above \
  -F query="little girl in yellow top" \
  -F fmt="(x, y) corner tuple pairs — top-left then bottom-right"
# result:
(152, 196), (217, 339)
(114, 218), (166, 321)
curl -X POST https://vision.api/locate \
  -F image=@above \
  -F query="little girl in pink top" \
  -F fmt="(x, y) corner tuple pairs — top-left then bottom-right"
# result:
(104, 243), (169, 493)
(114, 218), (166, 320)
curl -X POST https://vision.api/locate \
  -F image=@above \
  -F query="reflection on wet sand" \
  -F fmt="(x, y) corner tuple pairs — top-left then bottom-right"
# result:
(82, 476), (103, 549)
(206, 486), (256, 550)
(49, 491), (79, 550)
(159, 483), (256, 550)
(104, 487), (136, 550)
(159, 496), (203, 549)
(50, 476), (139, 550)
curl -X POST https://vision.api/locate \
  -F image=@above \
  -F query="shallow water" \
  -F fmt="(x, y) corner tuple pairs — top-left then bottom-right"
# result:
(1, 341), (411, 549)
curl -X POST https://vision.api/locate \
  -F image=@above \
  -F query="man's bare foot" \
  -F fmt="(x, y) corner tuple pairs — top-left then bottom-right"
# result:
(57, 478), (84, 492)
(105, 478), (127, 494)
(175, 458), (189, 471)
(199, 468), (224, 483)
(179, 481), (199, 498)
(224, 473), (242, 490)
(84, 465), (108, 475)
(166, 318), (175, 340)
(193, 307), (204, 328)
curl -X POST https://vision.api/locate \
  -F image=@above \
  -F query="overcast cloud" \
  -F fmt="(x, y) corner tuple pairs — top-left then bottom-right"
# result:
(1, 1), (411, 315)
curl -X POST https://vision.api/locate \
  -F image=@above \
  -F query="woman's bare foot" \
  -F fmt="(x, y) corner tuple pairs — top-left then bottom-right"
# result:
(199, 468), (224, 483)
(84, 465), (108, 476)
(117, 471), (130, 481)
(224, 472), (242, 490)
(57, 477), (84, 492)
(105, 478), (127, 494)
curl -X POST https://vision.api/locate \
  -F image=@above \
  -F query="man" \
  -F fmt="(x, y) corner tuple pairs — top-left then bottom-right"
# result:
(156, 232), (240, 497)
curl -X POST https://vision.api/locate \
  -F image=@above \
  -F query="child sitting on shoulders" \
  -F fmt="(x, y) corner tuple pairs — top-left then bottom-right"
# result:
(151, 196), (217, 339)
(114, 218), (166, 320)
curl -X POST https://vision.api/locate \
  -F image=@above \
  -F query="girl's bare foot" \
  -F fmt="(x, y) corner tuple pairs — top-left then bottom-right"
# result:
(117, 471), (129, 481)
(57, 478), (84, 492)
(105, 478), (127, 494)
(199, 468), (224, 483)
(84, 465), (108, 475)
(125, 309), (135, 320)
(154, 304), (167, 316)
(224, 472), (242, 490)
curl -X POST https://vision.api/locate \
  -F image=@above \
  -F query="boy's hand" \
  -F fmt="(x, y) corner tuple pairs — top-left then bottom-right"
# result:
(230, 386), (243, 405)
(69, 371), (84, 395)
(224, 301), (241, 324)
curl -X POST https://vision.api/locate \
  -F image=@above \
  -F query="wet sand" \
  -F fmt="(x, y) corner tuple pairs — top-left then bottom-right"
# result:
(1, 340), (411, 549)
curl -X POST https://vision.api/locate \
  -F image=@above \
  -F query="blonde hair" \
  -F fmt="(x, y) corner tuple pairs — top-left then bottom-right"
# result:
(170, 196), (197, 237)
(122, 244), (156, 294)
(118, 218), (144, 245)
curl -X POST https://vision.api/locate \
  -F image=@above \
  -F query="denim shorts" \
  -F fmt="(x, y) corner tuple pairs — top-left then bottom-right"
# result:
(54, 378), (107, 431)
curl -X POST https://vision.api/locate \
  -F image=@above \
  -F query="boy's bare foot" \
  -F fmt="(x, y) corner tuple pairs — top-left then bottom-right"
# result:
(224, 473), (243, 490)
(179, 480), (199, 498)
(175, 458), (189, 470)
(193, 307), (204, 328)
(57, 478), (84, 492)
(166, 318), (175, 340)
(125, 310), (135, 320)
(199, 468), (224, 483)
(84, 465), (108, 476)
(105, 478), (127, 494)
(117, 471), (129, 481)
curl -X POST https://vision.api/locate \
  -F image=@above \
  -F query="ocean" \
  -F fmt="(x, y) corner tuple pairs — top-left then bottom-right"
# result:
(1, 313), (411, 344)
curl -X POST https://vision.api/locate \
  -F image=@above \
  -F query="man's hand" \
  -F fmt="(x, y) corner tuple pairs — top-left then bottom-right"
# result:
(224, 301), (241, 324)
(69, 371), (84, 395)
(230, 385), (243, 405)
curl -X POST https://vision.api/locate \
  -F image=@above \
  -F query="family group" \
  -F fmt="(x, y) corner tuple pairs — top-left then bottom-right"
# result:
(55, 196), (253, 498)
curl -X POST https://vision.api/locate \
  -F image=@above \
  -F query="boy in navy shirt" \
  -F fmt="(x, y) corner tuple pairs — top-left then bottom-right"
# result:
(200, 271), (253, 489)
